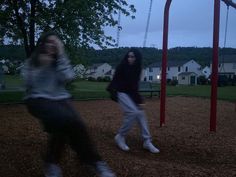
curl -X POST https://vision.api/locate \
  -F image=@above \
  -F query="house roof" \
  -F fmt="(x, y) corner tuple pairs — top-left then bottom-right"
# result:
(147, 59), (191, 68)
(178, 72), (197, 76)
(88, 63), (105, 69)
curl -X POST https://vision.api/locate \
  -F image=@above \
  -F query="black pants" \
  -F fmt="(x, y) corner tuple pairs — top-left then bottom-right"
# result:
(25, 98), (101, 166)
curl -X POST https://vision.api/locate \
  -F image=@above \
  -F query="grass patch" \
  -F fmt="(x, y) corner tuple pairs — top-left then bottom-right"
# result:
(0, 91), (24, 103)
(1, 75), (236, 103)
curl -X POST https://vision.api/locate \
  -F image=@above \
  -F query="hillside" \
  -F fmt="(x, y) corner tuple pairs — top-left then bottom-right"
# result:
(1, 45), (236, 67)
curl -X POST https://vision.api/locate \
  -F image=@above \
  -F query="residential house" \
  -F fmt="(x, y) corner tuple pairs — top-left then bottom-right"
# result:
(73, 64), (86, 78)
(210, 55), (236, 75)
(104, 68), (115, 79)
(0, 59), (8, 73)
(143, 62), (162, 82)
(209, 55), (236, 85)
(86, 63), (112, 79)
(141, 69), (148, 81)
(201, 66), (211, 78)
(144, 59), (203, 83)
(178, 72), (198, 85)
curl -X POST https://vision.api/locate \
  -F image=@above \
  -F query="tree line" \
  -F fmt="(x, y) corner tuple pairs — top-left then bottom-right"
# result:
(1, 45), (236, 67)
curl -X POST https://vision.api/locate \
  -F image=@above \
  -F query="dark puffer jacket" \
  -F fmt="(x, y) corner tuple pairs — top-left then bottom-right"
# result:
(107, 63), (143, 105)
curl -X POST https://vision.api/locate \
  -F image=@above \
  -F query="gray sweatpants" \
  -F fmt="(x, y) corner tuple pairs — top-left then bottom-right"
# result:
(117, 92), (152, 141)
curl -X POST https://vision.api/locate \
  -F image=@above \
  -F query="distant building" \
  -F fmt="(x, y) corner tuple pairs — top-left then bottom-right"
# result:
(178, 72), (198, 85)
(73, 64), (86, 78)
(104, 68), (115, 79)
(144, 59), (203, 83)
(210, 55), (236, 75)
(201, 66), (211, 78)
(87, 63), (112, 79)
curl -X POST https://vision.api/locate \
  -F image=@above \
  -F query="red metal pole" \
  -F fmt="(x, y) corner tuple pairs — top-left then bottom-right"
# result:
(210, 0), (221, 131)
(160, 0), (172, 127)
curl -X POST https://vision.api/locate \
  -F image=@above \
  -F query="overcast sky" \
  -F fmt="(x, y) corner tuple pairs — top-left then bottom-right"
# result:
(105, 0), (236, 49)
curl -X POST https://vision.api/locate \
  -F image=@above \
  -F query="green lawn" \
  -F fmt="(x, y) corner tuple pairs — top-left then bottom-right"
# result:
(1, 75), (24, 88)
(162, 84), (235, 102)
(70, 80), (110, 100)
(0, 75), (236, 103)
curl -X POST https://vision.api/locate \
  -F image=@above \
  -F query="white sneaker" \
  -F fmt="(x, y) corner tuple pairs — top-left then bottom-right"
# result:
(95, 161), (116, 177)
(44, 163), (63, 177)
(143, 141), (160, 154)
(114, 134), (130, 151)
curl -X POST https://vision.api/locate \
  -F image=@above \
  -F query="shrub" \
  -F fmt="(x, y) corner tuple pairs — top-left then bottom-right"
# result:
(170, 79), (178, 86)
(97, 77), (103, 82)
(103, 76), (111, 82)
(197, 75), (208, 85)
(87, 77), (96, 81)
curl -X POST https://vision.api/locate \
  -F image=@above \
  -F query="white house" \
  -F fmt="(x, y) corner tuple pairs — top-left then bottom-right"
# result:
(104, 68), (115, 79)
(201, 66), (211, 78)
(210, 55), (236, 75)
(144, 59), (203, 83)
(143, 62), (162, 82)
(182, 60), (202, 76)
(86, 63), (112, 79)
(73, 64), (86, 78)
(2, 65), (9, 73)
(178, 72), (198, 85)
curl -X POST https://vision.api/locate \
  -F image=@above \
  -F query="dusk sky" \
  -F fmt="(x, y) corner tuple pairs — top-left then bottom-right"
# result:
(105, 0), (236, 49)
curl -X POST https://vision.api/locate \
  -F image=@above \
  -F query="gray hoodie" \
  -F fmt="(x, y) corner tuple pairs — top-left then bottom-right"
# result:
(21, 55), (75, 100)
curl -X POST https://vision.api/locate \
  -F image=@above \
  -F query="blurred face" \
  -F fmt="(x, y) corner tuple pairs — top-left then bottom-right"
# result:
(44, 35), (58, 56)
(127, 52), (136, 65)
(38, 35), (59, 66)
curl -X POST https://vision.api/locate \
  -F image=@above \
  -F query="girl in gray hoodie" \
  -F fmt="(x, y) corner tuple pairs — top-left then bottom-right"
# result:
(22, 32), (116, 177)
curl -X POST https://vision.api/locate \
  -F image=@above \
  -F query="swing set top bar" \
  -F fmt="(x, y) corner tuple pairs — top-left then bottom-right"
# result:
(221, 0), (236, 9)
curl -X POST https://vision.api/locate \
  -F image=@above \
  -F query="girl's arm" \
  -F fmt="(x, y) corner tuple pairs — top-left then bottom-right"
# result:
(56, 54), (75, 83)
(21, 59), (33, 89)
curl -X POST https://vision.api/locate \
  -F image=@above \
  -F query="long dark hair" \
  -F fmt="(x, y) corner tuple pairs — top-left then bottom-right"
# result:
(30, 32), (60, 67)
(119, 48), (142, 78)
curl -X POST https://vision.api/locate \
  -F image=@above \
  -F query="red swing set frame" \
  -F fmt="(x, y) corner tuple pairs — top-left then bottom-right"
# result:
(160, 0), (236, 131)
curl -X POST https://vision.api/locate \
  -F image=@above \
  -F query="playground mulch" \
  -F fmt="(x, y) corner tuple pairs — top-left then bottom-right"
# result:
(0, 96), (236, 177)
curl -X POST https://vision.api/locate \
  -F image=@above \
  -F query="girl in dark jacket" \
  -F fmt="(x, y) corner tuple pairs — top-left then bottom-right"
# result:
(22, 32), (116, 177)
(107, 48), (159, 153)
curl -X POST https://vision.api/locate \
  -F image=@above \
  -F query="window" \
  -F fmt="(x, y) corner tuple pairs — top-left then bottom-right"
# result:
(185, 67), (188, 72)
(149, 67), (153, 72)
(178, 66), (181, 72)
(182, 76), (185, 80)
(168, 67), (170, 71)
(149, 76), (153, 81)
